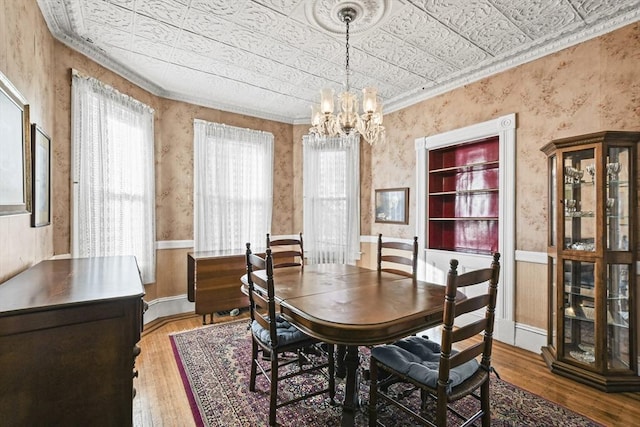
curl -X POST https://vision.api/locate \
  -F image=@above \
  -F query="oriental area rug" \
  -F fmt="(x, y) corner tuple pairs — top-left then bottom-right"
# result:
(170, 320), (602, 427)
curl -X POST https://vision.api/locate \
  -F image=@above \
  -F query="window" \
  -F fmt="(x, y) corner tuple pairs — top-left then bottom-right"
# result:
(71, 71), (156, 283)
(303, 134), (360, 264)
(193, 120), (273, 252)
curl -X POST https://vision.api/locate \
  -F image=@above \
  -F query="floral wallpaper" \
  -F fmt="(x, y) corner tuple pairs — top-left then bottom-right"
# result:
(1, 0), (639, 329)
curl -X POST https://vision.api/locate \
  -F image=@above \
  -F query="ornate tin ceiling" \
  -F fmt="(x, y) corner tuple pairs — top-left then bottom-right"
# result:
(37, 0), (640, 123)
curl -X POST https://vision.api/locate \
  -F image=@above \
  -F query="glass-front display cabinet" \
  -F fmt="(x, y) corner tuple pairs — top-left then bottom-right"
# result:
(540, 131), (640, 392)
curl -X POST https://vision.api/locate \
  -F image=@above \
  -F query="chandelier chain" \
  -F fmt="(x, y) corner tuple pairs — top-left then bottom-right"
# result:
(308, 6), (386, 145)
(345, 17), (350, 91)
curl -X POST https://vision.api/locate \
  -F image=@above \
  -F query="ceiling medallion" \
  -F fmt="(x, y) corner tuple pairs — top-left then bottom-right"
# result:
(305, 0), (392, 35)
(309, 5), (386, 145)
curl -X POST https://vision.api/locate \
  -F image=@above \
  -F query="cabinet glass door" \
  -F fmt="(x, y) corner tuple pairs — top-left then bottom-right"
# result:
(549, 154), (557, 245)
(550, 257), (557, 350)
(607, 264), (630, 370)
(563, 149), (596, 251)
(606, 147), (630, 250)
(563, 260), (595, 365)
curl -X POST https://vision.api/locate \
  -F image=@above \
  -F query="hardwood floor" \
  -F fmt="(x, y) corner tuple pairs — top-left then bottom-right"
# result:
(133, 313), (640, 426)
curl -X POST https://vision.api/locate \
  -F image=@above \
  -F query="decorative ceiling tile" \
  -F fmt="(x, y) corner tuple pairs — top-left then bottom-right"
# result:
(190, 0), (249, 16)
(465, 19), (531, 55)
(110, 47), (169, 79)
(403, 54), (456, 82)
(82, 0), (133, 32)
(252, 0), (306, 15)
(229, 1), (283, 32)
(387, 6), (489, 68)
(37, 0), (640, 123)
(105, 0), (136, 7)
(134, 14), (182, 45)
(83, 21), (131, 49)
(570, 0), (640, 18)
(134, 0), (189, 26)
(174, 31), (222, 56)
(129, 36), (174, 61)
(181, 8), (229, 39)
(356, 32), (421, 68)
(492, 0), (581, 39)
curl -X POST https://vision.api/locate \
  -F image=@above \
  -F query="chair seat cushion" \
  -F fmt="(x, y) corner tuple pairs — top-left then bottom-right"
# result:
(251, 316), (310, 347)
(372, 336), (479, 392)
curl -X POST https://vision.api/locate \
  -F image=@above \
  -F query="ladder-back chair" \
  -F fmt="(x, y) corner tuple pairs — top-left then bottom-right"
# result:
(266, 232), (304, 269)
(245, 243), (334, 426)
(369, 253), (501, 426)
(377, 234), (418, 279)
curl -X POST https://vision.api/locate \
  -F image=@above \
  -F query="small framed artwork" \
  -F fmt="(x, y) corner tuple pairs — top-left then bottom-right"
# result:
(375, 188), (409, 224)
(31, 124), (51, 227)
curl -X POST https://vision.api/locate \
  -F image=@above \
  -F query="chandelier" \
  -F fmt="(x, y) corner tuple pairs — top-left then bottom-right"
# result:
(309, 7), (386, 145)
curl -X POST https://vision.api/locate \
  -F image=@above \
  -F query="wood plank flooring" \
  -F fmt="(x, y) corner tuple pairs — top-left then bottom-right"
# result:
(133, 313), (640, 427)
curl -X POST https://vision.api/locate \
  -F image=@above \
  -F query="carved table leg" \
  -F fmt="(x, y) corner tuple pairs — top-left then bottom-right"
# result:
(341, 345), (360, 427)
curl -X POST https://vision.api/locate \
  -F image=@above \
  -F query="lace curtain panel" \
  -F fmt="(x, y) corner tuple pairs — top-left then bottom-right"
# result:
(71, 71), (156, 283)
(193, 120), (274, 252)
(303, 134), (360, 264)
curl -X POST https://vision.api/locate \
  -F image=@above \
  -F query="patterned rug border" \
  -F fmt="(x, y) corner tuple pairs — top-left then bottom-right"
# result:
(169, 320), (605, 427)
(170, 332), (206, 427)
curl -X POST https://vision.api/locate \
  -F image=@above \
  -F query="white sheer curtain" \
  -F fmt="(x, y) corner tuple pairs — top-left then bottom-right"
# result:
(71, 71), (156, 283)
(193, 120), (274, 252)
(303, 134), (360, 264)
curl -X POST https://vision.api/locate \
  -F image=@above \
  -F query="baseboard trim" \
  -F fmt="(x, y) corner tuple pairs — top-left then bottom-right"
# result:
(144, 294), (194, 325)
(514, 323), (547, 354)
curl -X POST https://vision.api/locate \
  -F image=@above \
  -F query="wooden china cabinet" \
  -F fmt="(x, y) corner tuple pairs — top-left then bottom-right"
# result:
(541, 131), (640, 392)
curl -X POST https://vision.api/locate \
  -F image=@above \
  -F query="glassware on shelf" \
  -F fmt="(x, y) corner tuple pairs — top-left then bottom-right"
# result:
(585, 164), (596, 182)
(566, 240), (595, 251)
(564, 166), (585, 184)
(606, 162), (621, 180)
(542, 131), (640, 391)
(606, 198), (615, 215)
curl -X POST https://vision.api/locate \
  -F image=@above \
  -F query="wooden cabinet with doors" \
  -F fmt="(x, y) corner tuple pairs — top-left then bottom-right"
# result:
(188, 250), (250, 325)
(541, 131), (640, 392)
(0, 256), (145, 425)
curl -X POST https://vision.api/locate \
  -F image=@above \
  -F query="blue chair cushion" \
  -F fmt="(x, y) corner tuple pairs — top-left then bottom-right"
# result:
(251, 316), (310, 347)
(372, 336), (479, 393)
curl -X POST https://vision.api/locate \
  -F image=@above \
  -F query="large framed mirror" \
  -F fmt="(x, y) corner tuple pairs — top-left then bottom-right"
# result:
(0, 70), (31, 215)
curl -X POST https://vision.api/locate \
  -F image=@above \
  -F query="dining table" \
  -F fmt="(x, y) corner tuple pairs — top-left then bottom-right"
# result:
(241, 263), (456, 427)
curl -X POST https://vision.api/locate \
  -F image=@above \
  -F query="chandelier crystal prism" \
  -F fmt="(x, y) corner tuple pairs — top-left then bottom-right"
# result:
(309, 7), (386, 145)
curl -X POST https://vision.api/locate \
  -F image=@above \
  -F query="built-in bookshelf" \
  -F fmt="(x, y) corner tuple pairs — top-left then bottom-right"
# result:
(427, 136), (499, 254)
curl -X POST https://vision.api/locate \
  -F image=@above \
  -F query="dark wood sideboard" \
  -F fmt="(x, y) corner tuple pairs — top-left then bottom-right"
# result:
(0, 256), (145, 427)
(187, 250), (250, 324)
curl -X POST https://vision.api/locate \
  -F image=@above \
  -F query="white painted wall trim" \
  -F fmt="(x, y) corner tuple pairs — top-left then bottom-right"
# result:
(360, 234), (415, 244)
(514, 323), (547, 354)
(515, 250), (548, 264)
(415, 113), (517, 345)
(155, 240), (193, 250)
(144, 294), (194, 325)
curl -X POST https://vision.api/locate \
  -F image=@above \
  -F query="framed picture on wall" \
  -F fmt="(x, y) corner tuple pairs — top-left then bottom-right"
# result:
(0, 71), (31, 215)
(375, 188), (409, 224)
(31, 124), (51, 227)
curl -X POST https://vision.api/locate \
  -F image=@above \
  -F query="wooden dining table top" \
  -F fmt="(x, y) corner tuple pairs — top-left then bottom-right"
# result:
(241, 263), (453, 346)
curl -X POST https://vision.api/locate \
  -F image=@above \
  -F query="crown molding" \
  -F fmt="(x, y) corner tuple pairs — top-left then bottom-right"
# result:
(37, 0), (640, 125)
(385, 8), (640, 115)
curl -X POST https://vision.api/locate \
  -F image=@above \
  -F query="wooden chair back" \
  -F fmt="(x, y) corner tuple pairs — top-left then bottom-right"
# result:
(266, 233), (304, 269)
(377, 234), (418, 279)
(245, 244), (278, 347)
(438, 253), (501, 391)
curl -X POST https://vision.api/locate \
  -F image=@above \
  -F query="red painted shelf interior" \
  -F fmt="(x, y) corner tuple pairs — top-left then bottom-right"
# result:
(428, 136), (500, 254)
